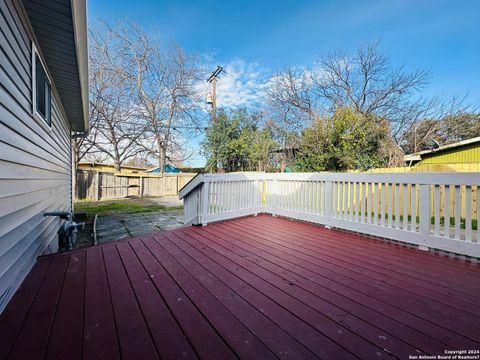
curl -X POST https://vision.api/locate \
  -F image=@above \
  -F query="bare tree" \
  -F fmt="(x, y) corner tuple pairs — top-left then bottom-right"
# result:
(267, 41), (477, 162)
(110, 21), (203, 173)
(86, 25), (146, 172)
(267, 68), (317, 122)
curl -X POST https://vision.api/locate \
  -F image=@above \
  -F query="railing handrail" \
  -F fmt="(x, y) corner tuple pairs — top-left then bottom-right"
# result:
(180, 172), (480, 200)
(179, 173), (204, 199)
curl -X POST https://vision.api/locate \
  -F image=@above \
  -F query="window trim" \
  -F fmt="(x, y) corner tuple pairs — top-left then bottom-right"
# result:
(31, 42), (52, 131)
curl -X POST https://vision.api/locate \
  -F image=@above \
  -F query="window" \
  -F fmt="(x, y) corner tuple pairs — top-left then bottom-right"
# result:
(32, 44), (51, 127)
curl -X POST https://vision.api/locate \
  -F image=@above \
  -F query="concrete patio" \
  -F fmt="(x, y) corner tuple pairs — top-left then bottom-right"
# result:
(95, 210), (184, 243)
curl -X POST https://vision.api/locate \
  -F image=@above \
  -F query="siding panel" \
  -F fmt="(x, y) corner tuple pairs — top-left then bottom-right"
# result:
(0, 0), (72, 313)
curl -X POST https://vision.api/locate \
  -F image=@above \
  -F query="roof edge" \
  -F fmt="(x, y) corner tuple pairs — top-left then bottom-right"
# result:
(71, 0), (89, 132)
(403, 136), (480, 161)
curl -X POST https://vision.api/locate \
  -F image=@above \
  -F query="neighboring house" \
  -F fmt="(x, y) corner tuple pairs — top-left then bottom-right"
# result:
(0, 0), (88, 312)
(145, 164), (182, 173)
(79, 161), (147, 174)
(404, 137), (480, 168)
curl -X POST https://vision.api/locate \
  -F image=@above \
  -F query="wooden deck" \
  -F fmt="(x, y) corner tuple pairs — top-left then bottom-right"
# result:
(1, 215), (479, 360)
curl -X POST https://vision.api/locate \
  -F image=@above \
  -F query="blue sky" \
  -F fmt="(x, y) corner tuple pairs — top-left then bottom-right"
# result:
(89, 0), (480, 166)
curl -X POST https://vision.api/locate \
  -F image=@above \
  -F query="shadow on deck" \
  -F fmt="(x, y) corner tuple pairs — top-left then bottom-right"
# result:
(1, 215), (479, 359)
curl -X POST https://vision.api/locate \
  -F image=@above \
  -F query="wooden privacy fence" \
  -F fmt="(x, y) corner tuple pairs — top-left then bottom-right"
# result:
(179, 172), (480, 258)
(76, 170), (196, 200)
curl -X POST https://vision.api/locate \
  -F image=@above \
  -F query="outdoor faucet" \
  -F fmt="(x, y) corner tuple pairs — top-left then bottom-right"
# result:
(44, 212), (85, 251)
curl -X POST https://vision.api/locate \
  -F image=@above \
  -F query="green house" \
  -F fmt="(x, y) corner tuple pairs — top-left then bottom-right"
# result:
(404, 137), (480, 167)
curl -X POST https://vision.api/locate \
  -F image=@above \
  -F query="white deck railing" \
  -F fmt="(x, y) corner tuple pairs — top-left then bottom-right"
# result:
(179, 172), (480, 258)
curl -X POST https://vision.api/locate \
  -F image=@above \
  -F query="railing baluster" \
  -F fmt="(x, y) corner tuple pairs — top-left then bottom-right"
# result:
(332, 182), (337, 217)
(350, 182), (354, 221)
(395, 183), (400, 229)
(388, 183), (393, 228)
(321, 181), (325, 215)
(403, 184), (409, 231)
(373, 182), (378, 225)
(353, 182), (358, 222)
(411, 184), (417, 232)
(312, 180), (316, 213)
(217, 181), (221, 213)
(466, 186), (472, 242)
(305, 181), (310, 213)
(303, 181), (307, 212)
(434, 185), (440, 236)
(286, 180), (290, 209)
(366, 182), (370, 224)
(220, 181), (225, 212)
(444, 185), (450, 238)
(380, 183), (385, 227)
(455, 185), (461, 240)
(477, 185), (480, 243)
(360, 182), (367, 223)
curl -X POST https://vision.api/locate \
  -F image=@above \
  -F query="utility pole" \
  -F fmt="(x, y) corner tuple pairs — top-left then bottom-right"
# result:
(207, 66), (224, 122)
(207, 66), (224, 173)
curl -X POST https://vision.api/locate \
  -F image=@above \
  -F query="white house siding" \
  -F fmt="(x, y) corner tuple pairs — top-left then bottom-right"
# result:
(0, 0), (72, 312)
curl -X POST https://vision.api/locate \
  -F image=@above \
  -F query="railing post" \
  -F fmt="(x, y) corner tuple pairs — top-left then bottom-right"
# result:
(419, 184), (431, 241)
(325, 181), (333, 219)
(254, 179), (261, 214)
(272, 179), (278, 216)
(200, 181), (209, 226)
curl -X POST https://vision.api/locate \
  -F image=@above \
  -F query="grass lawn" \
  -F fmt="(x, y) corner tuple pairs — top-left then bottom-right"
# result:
(74, 198), (183, 217)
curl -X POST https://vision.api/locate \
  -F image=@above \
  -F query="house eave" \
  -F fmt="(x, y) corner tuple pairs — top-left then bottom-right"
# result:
(21, 0), (89, 132)
(71, 0), (89, 132)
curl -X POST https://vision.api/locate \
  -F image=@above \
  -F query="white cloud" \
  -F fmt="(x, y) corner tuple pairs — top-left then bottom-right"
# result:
(199, 58), (271, 109)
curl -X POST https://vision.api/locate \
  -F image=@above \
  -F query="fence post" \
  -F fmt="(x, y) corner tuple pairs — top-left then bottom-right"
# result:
(95, 172), (100, 201)
(139, 176), (143, 197)
(419, 184), (431, 240)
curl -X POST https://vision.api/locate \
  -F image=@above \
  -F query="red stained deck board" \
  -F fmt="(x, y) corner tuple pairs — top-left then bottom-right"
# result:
(204, 221), (479, 350)
(82, 246), (121, 360)
(115, 241), (197, 360)
(141, 236), (277, 360)
(7, 256), (69, 360)
(128, 239), (236, 360)
(248, 216), (480, 293)
(164, 231), (385, 360)
(228, 218), (480, 316)
(190, 224), (449, 354)
(0, 215), (479, 360)
(0, 257), (51, 359)
(254, 215), (480, 283)
(181, 227), (432, 358)
(45, 252), (86, 360)
(217, 218), (480, 341)
(152, 233), (321, 360)
(101, 244), (160, 360)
